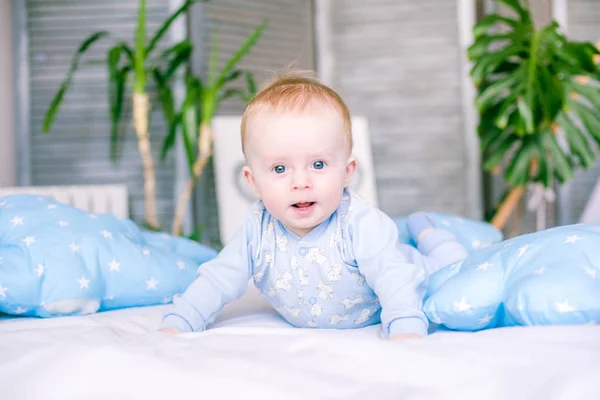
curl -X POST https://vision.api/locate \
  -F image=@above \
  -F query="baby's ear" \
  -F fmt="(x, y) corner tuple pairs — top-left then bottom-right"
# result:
(344, 157), (358, 188)
(243, 166), (260, 196)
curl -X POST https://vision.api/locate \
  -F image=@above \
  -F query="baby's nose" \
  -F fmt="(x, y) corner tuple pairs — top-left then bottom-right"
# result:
(292, 172), (311, 190)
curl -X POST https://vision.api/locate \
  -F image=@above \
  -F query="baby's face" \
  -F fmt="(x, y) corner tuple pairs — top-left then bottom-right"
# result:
(243, 103), (356, 237)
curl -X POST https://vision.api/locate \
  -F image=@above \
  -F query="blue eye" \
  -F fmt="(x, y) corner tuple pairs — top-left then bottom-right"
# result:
(273, 165), (286, 174)
(313, 161), (325, 170)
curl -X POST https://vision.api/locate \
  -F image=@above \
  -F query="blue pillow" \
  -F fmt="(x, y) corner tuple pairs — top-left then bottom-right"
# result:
(424, 224), (600, 330)
(0, 194), (217, 317)
(394, 212), (503, 252)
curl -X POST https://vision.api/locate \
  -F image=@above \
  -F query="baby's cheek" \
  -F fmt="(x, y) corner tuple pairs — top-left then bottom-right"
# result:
(261, 195), (286, 217)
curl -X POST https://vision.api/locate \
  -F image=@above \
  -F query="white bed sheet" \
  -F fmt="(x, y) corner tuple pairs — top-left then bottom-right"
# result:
(1, 285), (600, 400)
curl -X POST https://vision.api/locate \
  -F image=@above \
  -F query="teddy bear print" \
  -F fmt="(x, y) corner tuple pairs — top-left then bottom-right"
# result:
(263, 221), (274, 238)
(310, 303), (322, 317)
(340, 295), (364, 309)
(276, 234), (288, 252)
(327, 263), (343, 282)
(253, 209), (263, 223)
(329, 231), (341, 248)
(264, 251), (274, 268)
(290, 256), (299, 269)
(350, 271), (366, 286)
(297, 267), (309, 286)
(297, 289), (305, 304)
(275, 271), (293, 292)
(317, 280), (334, 300)
(303, 247), (328, 266)
(306, 321), (318, 328)
(328, 314), (350, 325)
(283, 305), (302, 318)
(354, 308), (374, 324)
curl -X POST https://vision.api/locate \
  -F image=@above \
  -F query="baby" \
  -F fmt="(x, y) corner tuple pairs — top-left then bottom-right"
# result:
(159, 72), (467, 340)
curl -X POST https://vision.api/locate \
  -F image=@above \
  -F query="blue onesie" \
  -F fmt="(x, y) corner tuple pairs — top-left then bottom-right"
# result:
(161, 190), (467, 337)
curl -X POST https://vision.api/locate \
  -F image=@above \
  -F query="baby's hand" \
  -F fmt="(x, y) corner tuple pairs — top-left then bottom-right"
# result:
(389, 333), (422, 341)
(159, 328), (180, 335)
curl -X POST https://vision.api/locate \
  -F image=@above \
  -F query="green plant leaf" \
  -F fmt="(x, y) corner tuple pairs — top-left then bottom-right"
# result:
(42, 31), (109, 133)
(474, 74), (519, 112)
(542, 132), (573, 183)
(152, 68), (175, 123)
(568, 100), (600, 147)
(536, 155), (553, 188)
(222, 69), (242, 84)
(187, 224), (206, 242)
(505, 139), (536, 187)
(524, 32), (541, 124)
(152, 67), (182, 163)
(472, 14), (519, 39)
(497, 0), (529, 21)
(570, 81), (600, 112)
(215, 20), (268, 88)
(245, 71), (257, 98)
(564, 42), (598, 73)
(181, 77), (200, 170)
(536, 65), (565, 123)
(517, 96), (535, 134)
(163, 40), (193, 81)
(145, 0), (204, 56)
(468, 34), (514, 60)
(483, 135), (516, 171)
(217, 88), (246, 106)
(108, 45), (132, 162)
(134, 0), (147, 94)
(470, 44), (525, 87)
(494, 93), (518, 130)
(161, 113), (181, 161)
(558, 112), (596, 168)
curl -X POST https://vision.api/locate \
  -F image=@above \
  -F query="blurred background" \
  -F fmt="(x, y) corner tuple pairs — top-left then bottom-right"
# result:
(0, 0), (598, 247)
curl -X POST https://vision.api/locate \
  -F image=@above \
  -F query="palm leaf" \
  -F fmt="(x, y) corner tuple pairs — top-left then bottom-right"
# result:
(496, 0), (529, 21)
(217, 88), (246, 106)
(245, 71), (257, 99)
(504, 139), (537, 187)
(134, 0), (147, 94)
(542, 132), (573, 183)
(567, 100), (600, 147)
(215, 20), (268, 88)
(108, 45), (133, 161)
(162, 40), (193, 81)
(145, 0), (204, 56)
(161, 114), (181, 161)
(181, 77), (200, 169)
(473, 14), (519, 38)
(557, 113), (596, 168)
(42, 31), (109, 133)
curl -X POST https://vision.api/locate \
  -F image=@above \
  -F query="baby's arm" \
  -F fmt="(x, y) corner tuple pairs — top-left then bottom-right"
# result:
(160, 215), (257, 333)
(348, 206), (428, 339)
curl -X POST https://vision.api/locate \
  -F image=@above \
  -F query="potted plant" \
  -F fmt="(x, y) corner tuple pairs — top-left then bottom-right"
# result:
(42, 0), (201, 230)
(157, 22), (267, 237)
(470, 0), (600, 231)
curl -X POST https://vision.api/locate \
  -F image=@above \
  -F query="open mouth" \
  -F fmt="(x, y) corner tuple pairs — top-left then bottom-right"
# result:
(292, 202), (315, 209)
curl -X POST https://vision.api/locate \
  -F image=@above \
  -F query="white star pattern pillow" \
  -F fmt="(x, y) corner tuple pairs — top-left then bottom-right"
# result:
(424, 224), (600, 331)
(394, 212), (503, 252)
(0, 195), (217, 318)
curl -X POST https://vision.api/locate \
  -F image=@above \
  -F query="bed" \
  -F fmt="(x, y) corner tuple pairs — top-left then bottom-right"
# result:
(2, 122), (599, 399)
(1, 282), (599, 400)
